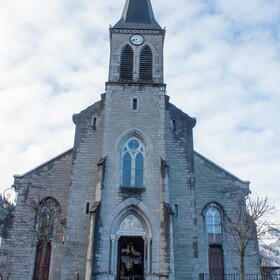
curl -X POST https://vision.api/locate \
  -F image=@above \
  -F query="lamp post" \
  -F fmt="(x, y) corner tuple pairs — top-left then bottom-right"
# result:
(2, 185), (18, 208)
(0, 186), (17, 239)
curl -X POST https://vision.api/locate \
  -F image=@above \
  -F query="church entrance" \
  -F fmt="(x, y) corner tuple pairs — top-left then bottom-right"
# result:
(117, 236), (144, 280)
(208, 245), (224, 279)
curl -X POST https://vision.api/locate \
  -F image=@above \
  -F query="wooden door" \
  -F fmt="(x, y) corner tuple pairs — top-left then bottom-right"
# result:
(33, 241), (52, 280)
(208, 246), (224, 280)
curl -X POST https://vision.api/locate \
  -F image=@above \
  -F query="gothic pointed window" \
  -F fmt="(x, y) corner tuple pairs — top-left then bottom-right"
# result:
(33, 197), (61, 280)
(38, 198), (60, 240)
(206, 205), (222, 244)
(120, 45), (133, 80)
(205, 205), (224, 277)
(139, 46), (153, 81)
(121, 138), (145, 187)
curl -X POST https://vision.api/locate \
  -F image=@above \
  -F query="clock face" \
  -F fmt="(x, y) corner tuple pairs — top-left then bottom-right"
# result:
(130, 34), (144, 46)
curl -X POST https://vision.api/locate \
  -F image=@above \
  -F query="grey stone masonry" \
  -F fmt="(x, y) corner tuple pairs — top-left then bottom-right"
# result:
(194, 151), (261, 276)
(108, 28), (165, 84)
(2, 0), (262, 278)
(61, 97), (106, 280)
(165, 98), (197, 279)
(2, 149), (73, 280)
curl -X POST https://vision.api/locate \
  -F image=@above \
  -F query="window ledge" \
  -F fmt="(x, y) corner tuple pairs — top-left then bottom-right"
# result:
(120, 186), (146, 193)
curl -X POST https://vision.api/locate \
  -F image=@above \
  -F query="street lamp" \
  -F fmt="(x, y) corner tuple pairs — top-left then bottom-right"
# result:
(2, 185), (18, 208)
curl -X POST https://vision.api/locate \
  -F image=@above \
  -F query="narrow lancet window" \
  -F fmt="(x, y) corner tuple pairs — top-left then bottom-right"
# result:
(120, 45), (133, 80)
(121, 138), (145, 187)
(139, 46), (153, 81)
(132, 98), (138, 110)
(206, 206), (222, 244)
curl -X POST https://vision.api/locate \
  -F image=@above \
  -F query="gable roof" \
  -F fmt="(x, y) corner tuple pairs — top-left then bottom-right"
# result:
(13, 149), (73, 179)
(194, 150), (250, 185)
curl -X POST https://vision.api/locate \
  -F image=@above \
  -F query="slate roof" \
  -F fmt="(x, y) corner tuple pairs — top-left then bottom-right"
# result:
(113, 0), (162, 30)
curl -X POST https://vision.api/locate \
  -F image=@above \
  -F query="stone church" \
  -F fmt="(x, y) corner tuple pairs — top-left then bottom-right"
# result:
(1, 0), (261, 279)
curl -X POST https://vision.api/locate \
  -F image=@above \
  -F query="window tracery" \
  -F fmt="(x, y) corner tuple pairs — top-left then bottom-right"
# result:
(121, 138), (145, 187)
(205, 205), (223, 244)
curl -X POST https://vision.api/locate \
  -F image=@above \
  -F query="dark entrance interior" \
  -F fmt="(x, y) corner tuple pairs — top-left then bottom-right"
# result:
(118, 236), (144, 280)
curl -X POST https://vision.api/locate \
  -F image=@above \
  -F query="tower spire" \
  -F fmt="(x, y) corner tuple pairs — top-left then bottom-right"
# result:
(113, 0), (162, 30)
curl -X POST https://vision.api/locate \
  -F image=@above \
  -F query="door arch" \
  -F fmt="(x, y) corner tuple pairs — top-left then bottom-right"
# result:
(104, 200), (157, 278)
(107, 208), (154, 278)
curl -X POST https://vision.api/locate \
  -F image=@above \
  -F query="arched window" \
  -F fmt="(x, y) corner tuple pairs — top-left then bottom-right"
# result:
(205, 206), (222, 244)
(206, 207), (222, 235)
(34, 198), (61, 280)
(120, 45), (133, 80)
(38, 198), (60, 240)
(122, 138), (145, 187)
(205, 205), (224, 276)
(139, 46), (153, 81)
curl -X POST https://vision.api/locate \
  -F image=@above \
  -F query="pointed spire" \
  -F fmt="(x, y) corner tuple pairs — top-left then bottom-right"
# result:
(113, 0), (162, 30)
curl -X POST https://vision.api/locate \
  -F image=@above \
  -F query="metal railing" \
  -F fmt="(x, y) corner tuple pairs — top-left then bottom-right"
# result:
(199, 274), (280, 280)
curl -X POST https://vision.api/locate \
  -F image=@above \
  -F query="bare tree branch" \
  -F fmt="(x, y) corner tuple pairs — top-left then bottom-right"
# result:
(19, 196), (66, 280)
(224, 194), (278, 280)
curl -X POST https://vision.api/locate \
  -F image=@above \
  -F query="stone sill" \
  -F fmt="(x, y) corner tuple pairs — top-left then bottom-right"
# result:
(119, 186), (146, 193)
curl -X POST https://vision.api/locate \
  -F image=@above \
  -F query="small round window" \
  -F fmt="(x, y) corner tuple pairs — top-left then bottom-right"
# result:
(128, 139), (139, 150)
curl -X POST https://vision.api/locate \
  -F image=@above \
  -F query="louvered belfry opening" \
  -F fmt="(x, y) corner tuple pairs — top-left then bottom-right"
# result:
(139, 46), (153, 81)
(120, 45), (133, 80)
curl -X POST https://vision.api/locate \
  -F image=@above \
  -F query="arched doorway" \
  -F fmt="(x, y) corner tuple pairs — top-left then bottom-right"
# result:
(110, 213), (152, 279)
(118, 236), (144, 280)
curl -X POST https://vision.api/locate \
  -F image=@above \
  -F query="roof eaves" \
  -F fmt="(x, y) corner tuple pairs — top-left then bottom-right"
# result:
(194, 150), (250, 185)
(14, 148), (73, 179)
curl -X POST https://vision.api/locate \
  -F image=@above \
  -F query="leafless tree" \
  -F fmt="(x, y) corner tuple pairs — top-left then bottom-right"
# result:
(21, 197), (65, 280)
(0, 261), (11, 280)
(224, 195), (277, 280)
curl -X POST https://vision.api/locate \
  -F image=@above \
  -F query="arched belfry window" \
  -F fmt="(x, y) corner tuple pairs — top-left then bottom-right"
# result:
(121, 138), (145, 187)
(206, 206), (222, 244)
(139, 46), (153, 81)
(120, 45), (133, 80)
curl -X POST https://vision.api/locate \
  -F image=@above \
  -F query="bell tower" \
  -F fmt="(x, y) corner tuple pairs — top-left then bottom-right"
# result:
(108, 0), (165, 84)
(99, 1), (170, 278)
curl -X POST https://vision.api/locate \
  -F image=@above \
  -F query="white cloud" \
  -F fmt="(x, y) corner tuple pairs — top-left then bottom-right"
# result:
(0, 0), (279, 219)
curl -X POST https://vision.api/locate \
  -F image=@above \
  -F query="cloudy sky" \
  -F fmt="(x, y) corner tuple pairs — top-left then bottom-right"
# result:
(0, 0), (279, 214)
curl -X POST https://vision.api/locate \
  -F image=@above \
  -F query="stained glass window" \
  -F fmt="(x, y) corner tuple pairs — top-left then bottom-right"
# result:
(122, 138), (145, 187)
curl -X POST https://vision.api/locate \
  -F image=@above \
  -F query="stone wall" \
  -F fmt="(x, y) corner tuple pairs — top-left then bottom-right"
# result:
(194, 151), (260, 275)
(61, 98), (105, 280)
(165, 98), (198, 280)
(2, 149), (73, 279)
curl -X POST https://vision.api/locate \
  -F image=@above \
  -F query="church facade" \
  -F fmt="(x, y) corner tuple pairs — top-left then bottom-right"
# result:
(1, 0), (261, 279)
